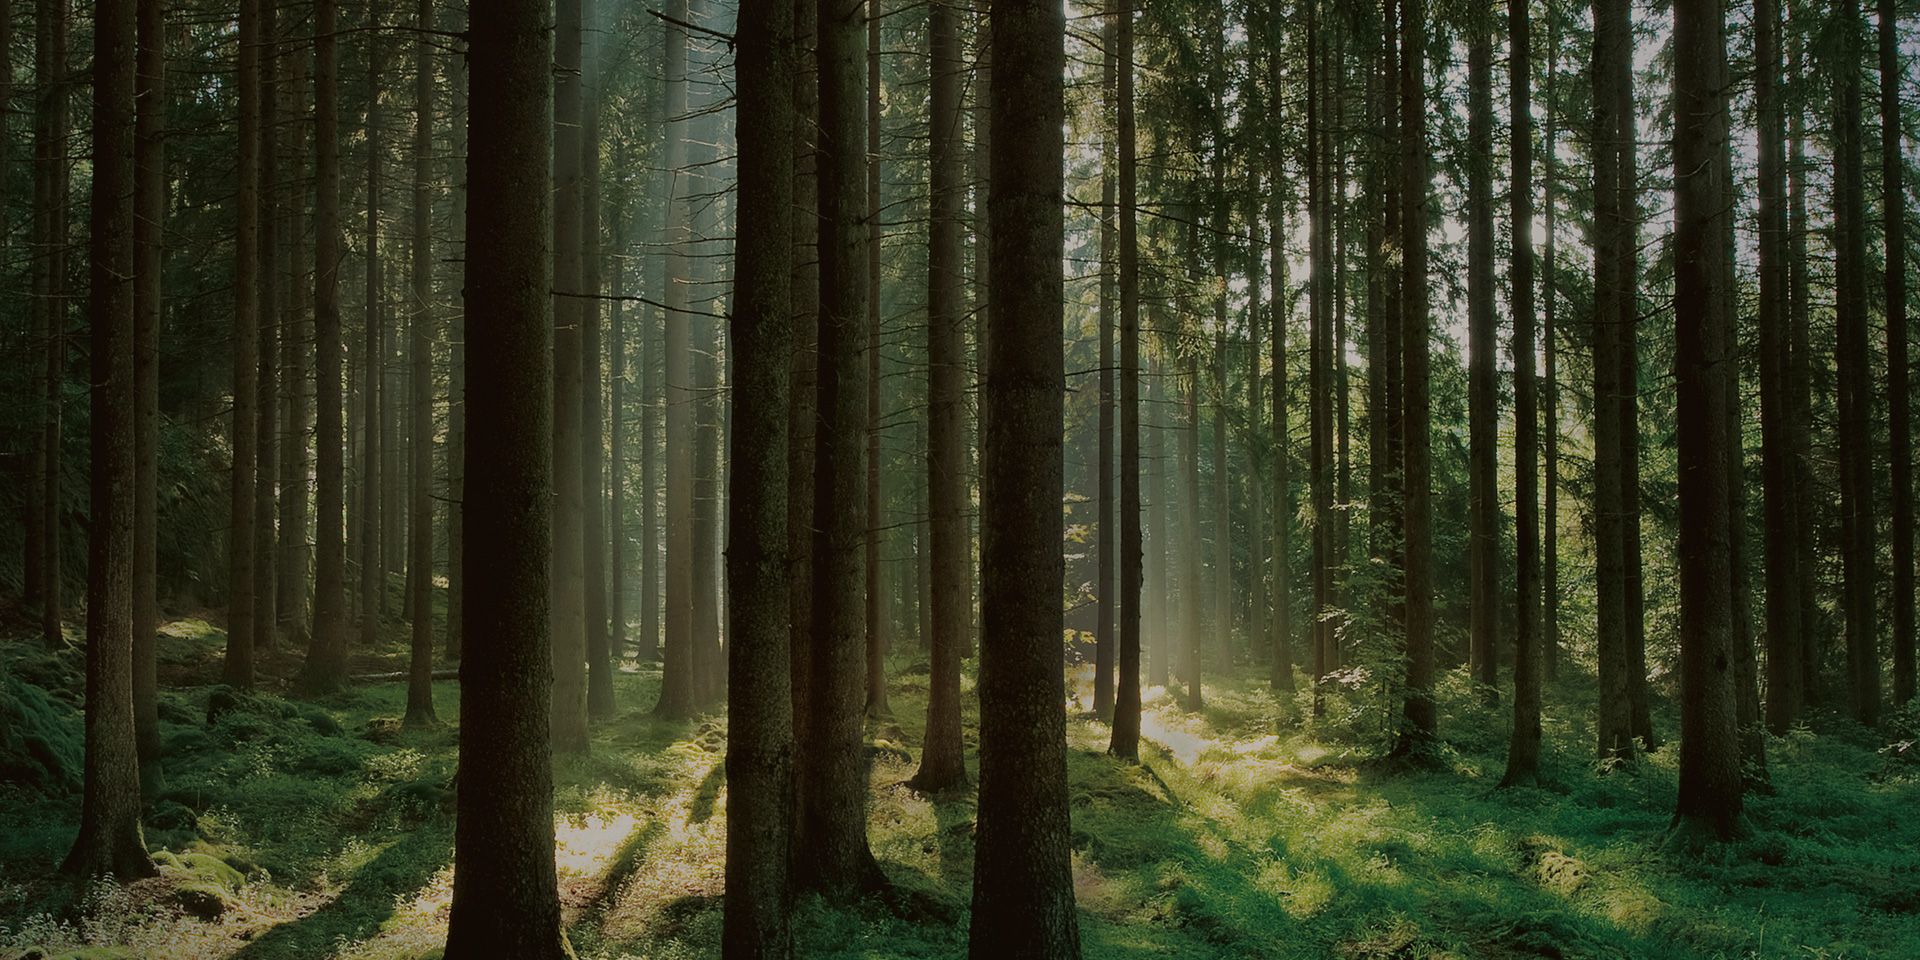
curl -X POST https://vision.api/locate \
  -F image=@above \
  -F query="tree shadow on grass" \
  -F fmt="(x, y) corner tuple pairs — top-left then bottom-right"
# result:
(228, 821), (451, 960)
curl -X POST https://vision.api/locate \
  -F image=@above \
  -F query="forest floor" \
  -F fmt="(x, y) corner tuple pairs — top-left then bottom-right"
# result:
(3, 608), (1919, 960)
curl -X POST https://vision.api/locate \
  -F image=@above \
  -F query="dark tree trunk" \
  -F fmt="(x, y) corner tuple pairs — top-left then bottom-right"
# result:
(550, 0), (589, 751)
(304, 0), (350, 693)
(1093, 0), (1117, 720)
(1882, 0), (1913, 707)
(1542, 18), (1560, 683)
(1181, 355), (1204, 712)
(911, 0), (970, 790)
(443, 3), (466, 662)
(1467, 10), (1498, 699)
(403, 0), (437, 730)
(226, 0), (261, 690)
(801, 0), (885, 901)
(1835, 0), (1879, 728)
(1500, 0), (1540, 788)
(969, 1), (1081, 954)
(582, 0), (614, 719)
(30, 0), (69, 650)
(442, 0), (567, 947)
(133, 0), (165, 795)
(359, 44), (385, 652)
(1788, 40), (1822, 708)
(724, 5), (796, 955)
(655, 0), (696, 719)
(59, 0), (156, 882)
(788, 0), (819, 813)
(1108, 0), (1144, 758)
(864, 0), (889, 721)
(1593, 0), (1637, 762)
(253, 0), (280, 661)
(1757, 0), (1802, 732)
(1671, 0), (1744, 840)
(1397, 0), (1436, 752)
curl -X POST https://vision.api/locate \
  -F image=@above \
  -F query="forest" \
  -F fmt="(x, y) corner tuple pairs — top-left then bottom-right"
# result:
(0, 0), (1917, 956)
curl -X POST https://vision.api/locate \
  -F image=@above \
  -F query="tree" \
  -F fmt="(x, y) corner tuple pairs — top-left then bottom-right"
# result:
(357, 29), (386, 652)
(723, 8), (796, 956)
(1834, 0), (1878, 728)
(1092, 0), (1118, 721)
(969, 0), (1080, 955)
(1881, 0), (1913, 707)
(550, 0), (590, 752)
(59, 0), (155, 883)
(864, 0), (889, 721)
(1670, 0), (1743, 841)
(799, 0), (885, 900)
(226, 0), (262, 690)
(403, 0), (438, 730)
(132, 0), (165, 794)
(303, 0), (351, 694)
(1500, 0), (1542, 788)
(1466, 4), (1498, 698)
(581, 0), (615, 720)
(253, 0), (282, 665)
(1756, 0), (1802, 733)
(655, 0), (696, 721)
(1397, 0), (1436, 753)
(440, 0), (568, 950)
(910, 0), (970, 791)
(1108, 0), (1144, 758)
(30, 0), (69, 650)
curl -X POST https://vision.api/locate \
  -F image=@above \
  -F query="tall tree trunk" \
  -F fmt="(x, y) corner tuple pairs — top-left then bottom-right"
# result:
(1882, 0), (1913, 707)
(1542, 16), (1560, 683)
(443, 0), (466, 661)
(1181, 355), (1204, 711)
(1148, 367), (1170, 689)
(226, 0), (262, 689)
(1093, 0), (1118, 721)
(1593, 0), (1637, 762)
(1788, 34), (1822, 708)
(1109, 0), (1144, 757)
(1269, 176), (1294, 693)
(133, 0), (165, 794)
(609, 211), (628, 664)
(1246, 217), (1267, 692)
(970, 1), (1081, 953)
(1210, 311), (1231, 676)
(788, 0), (819, 815)
(1835, 0), (1879, 728)
(253, 0), (280, 661)
(32, 0), (69, 648)
(360, 42), (385, 651)
(724, 5), (796, 954)
(1500, 0), (1540, 788)
(550, 0), (589, 750)
(582, 0), (615, 719)
(655, 0), (696, 719)
(801, 0), (885, 900)
(1307, 0), (1331, 715)
(304, 0), (349, 693)
(403, 0), (437, 730)
(864, 0), (889, 719)
(1671, 0), (1743, 840)
(1397, 0), (1436, 751)
(1756, 0), (1802, 731)
(912, 0), (970, 789)
(59, 0), (156, 881)
(1467, 9), (1498, 698)
(442, 0), (567, 944)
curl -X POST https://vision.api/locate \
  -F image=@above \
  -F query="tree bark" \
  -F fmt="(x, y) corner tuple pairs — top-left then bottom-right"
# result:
(359, 41), (385, 652)
(443, 0), (466, 662)
(549, 0), (589, 751)
(442, 0), (567, 946)
(970, 1), (1081, 953)
(1467, 10), (1498, 699)
(1835, 0), (1879, 728)
(226, 0), (262, 689)
(1397, 0), (1436, 752)
(1108, 0), (1144, 757)
(403, 0), (438, 730)
(1181, 355), (1204, 712)
(1756, 0), (1801, 732)
(31, 0), (69, 649)
(864, 0), (890, 720)
(1881, 0), (1913, 707)
(1093, 0), (1118, 720)
(1671, 0), (1744, 840)
(1500, 0), (1540, 788)
(911, 0), (970, 790)
(60, 0), (156, 882)
(304, 0), (350, 693)
(133, 0), (165, 795)
(655, 0), (696, 720)
(581, 0), (615, 719)
(253, 0), (280, 662)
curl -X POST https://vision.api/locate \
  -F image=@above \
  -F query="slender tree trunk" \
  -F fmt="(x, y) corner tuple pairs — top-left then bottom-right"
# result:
(1757, 0), (1802, 731)
(360, 43), (385, 651)
(253, 0), (280, 661)
(655, 0), (696, 719)
(225, 0), (262, 688)
(912, 0), (969, 789)
(1109, 0), (1144, 757)
(1788, 36), (1822, 707)
(1671, 0), (1743, 840)
(1467, 10), (1498, 698)
(1210, 313), (1231, 677)
(1181, 356), (1204, 711)
(1246, 216), (1267, 692)
(443, 0), (466, 662)
(1093, 0), (1118, 720)
(1397, 0), (1436, 751)
(550, 0), (589, 750)
(970, 1), (1081, 952)
(1882, 0), (1913, 707)
(1501, 0), (1540, 787)
(304, 0), (349, 693)
(1835, 0), (1879, 728)
(582, 0), (615, 719)
(1269, 177), (1294, 693)
(1593, 0), (1636, 762)
(864, 0), (889, 719)
(403, 0), (437, 729)
(610, 213), (628, 663)
(59, 0), (156, 881)
(1542, 17), (1560, 683)
(788, 0), (819, 814)
(801, 0), (885, 900)
(442, 0), (567, 944)
(724, 6), (796, 954)
(32, 0), (69, 648)
(1148, 366), (1170, 689)
(133, 0), (165, 794)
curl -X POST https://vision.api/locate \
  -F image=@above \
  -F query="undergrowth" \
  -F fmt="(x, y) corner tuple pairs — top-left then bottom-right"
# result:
(2, 624), (1916, 960)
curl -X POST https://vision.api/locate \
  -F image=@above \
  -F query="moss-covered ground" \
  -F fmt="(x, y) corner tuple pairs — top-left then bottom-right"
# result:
(3, 617), (1917, 960)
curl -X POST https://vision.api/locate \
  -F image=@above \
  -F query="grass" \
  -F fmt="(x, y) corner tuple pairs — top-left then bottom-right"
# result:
(3, 622), (1917, 960)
